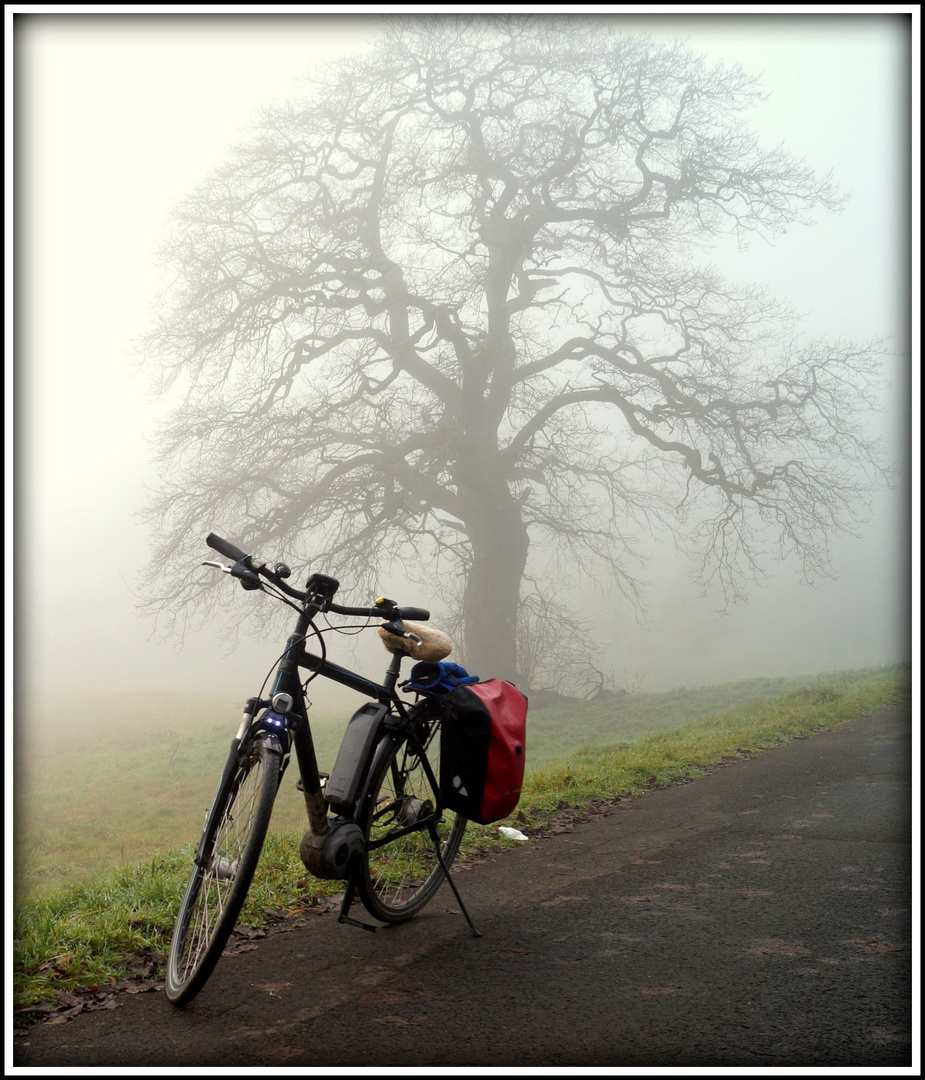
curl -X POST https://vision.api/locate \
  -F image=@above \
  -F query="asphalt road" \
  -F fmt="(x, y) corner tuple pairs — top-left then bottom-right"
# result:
(14, 705), (913, 1069)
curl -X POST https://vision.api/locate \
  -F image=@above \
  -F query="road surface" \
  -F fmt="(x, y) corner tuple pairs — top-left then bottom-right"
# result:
(14, 705), (913, 1068)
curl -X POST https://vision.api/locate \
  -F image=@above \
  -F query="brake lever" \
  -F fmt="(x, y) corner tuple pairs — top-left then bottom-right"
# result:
(381, 619), (423, 645)
(203, 558), (262, 590)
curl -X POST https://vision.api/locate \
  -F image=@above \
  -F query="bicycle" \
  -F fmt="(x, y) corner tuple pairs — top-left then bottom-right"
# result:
(165, 532), (479, 1007)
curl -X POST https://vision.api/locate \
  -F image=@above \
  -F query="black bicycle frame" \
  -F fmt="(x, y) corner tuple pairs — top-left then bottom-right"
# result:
(262, 605), (413, 834)
(199, 598), (479, 936)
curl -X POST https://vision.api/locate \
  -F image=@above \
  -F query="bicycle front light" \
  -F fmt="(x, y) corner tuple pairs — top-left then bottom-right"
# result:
(259, 710), (288, 732)
(272, 692), (294, 713)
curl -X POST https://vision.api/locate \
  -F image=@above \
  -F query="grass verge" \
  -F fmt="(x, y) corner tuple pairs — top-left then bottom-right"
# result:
(13, 668), (857, 895)
(13, 663), (910, 1013)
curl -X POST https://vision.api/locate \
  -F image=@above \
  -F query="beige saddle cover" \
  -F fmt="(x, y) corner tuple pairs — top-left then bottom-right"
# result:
(377, 621), (453, 662)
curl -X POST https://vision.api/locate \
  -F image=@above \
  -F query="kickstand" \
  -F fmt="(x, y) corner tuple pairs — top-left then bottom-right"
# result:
(337, 875), (378, 933)
(429, 822), (481, 938)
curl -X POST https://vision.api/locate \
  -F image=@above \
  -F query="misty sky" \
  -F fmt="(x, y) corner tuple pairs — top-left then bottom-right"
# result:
(11, 10), (917, 716)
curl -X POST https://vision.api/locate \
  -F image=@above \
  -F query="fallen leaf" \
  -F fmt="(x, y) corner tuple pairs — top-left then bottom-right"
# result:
(231, 927), (267, 940)
(46, 1005), (84, 1024)
(222, 942), (261, 957)
(14, 1002), (56, 1016)
(54, 991), (84, 1008)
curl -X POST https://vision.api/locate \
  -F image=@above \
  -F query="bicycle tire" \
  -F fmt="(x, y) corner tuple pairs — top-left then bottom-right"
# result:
(165, 732), (280, 1005)
(356, 726), (467, 923)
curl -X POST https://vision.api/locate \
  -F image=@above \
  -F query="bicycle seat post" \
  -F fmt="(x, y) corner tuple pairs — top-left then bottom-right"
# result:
(382, 649), (405, 695)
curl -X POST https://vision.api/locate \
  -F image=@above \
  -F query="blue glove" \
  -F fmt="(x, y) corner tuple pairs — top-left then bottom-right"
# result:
(407, 661), (479, 695)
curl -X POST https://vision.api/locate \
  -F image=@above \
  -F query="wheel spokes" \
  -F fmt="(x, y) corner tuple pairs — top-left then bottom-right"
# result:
(367, 747), (452, 906)
(175, 751), (265, 979)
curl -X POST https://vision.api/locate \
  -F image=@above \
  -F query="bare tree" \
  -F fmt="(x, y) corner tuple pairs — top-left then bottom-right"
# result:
(141, 17), (889, 686)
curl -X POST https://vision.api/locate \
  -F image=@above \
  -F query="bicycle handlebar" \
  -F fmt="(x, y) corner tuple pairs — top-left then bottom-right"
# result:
(205, 533), (429, 621)
(206, 532), (249, 563)
(328, 602), (430, 621)
(395, 607), (430, 622)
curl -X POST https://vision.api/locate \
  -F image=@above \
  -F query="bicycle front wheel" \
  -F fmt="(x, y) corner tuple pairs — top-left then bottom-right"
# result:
(356, 730), (467, 923)
(166, 732), (280, 1005)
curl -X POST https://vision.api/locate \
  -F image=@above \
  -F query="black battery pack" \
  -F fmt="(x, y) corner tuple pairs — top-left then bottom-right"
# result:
(324, 702), (388, 813)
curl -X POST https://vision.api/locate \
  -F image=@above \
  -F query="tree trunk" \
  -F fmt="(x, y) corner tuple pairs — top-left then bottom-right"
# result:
(458, 491), (529, 685)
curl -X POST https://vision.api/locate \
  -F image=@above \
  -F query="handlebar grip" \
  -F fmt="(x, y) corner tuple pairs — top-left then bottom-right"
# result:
(327, 602), (380, 618)
(397, 607), (430, 622)
(206, 533), (249, 563)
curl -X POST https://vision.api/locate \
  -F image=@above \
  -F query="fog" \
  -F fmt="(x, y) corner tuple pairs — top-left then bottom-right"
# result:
(13, 12), (914, 733)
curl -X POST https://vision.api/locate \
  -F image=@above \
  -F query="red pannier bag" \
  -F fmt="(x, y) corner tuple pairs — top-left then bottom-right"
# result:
(439, 680), (528, 825)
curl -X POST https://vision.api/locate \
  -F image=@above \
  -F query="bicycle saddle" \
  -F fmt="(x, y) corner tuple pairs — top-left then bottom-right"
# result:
(377, 621), (454, 662)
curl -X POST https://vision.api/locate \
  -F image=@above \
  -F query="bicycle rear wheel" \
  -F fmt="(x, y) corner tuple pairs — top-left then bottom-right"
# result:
(166, 732), (280, 1005)
(356, 726), (467, 923)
